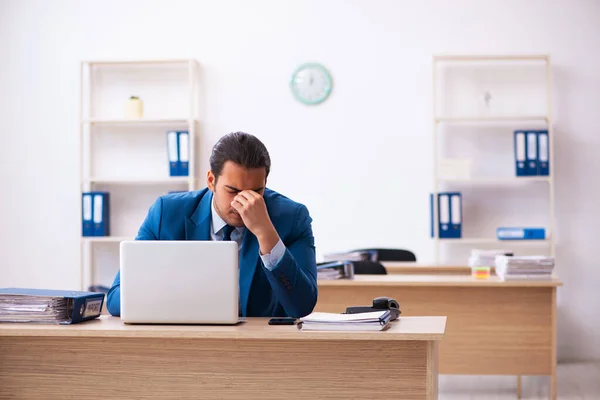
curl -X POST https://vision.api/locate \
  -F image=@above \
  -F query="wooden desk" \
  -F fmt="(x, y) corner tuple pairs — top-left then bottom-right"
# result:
(316, 274), (562, 400)
(382, 261), (495, 275)
(0, 316), (446, 400)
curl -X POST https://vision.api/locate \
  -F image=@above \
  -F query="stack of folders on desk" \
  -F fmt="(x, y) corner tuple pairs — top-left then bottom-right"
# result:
(317, 261), (355, 280)
(495, 256), (555, 281)
(322, 250), (375, 262)
(298, 310), (392, 332)
(0, 288), (105, 324)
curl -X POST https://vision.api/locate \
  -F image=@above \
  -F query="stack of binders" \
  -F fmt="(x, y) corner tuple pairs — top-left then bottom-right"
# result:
(495, 255), (555, 281)
(82, 192), (110, 236)
(430, 192), (462, 238)
(514, 130), (549, 176)
(321, 250), (376, 262)
(0, 288), (105, 324)
(167, 130), (189, 177)
(316, 261), (355, 280)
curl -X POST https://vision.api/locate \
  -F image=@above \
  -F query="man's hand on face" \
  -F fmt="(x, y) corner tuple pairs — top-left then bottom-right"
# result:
(231, 190), (270, 235)
(231, 190), (280, 255)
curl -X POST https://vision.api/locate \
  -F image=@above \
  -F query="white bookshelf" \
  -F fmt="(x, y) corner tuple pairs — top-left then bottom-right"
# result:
(437, 177), (551, 185)
(86, 177), (193, 185)
(433, 54), (549, 62)
(79, 59), (200, 291)
(431, 54), (555, 263)
(81, 236), (134, 243)
(85, 118), (198, 125)
(436, 116), (548, 123)
(437, 238), (551, 245)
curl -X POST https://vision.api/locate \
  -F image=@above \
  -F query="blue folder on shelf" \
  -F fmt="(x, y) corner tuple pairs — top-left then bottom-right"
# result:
(178, 131), (189, 177)
(514, 130), (527, 176)
(526, 131), (538, 176)
(167, 130), (179, 176)
(537, 130), (549, 176)
(81, 193), (93, 236)
(497, 227), (546, 240)
(92, 192), (110, 236)
(0, 288), (105, 324)
(430, 192), (462, 238)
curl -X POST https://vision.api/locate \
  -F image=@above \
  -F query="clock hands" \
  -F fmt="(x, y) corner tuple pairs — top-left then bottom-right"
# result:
(291, 63), (332, 105)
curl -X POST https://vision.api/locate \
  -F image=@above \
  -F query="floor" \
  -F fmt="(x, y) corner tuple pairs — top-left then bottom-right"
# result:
(439, 362), (600, 399)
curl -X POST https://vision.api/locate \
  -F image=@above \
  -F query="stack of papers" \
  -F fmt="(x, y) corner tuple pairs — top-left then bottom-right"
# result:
(495, 255), (555, 280)
(468, 249), (513, 267)
(0, 295), (70, 324)
(298, 310), (391, 331)
(317, 261), (355, 280)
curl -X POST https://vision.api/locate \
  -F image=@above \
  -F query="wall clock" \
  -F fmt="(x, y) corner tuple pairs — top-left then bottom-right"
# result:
(290, 63), (333, 105)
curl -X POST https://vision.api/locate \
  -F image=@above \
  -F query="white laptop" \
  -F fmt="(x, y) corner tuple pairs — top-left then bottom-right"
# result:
(120, 240), (240, 324)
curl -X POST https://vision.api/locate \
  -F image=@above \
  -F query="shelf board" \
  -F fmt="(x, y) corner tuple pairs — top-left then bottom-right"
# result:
(84, 59), (198, 66)
(435, 116), (548, 124)
(437, 177), (551, 185)
(86, 177), (193, 185)
(433, 54), (549, 62)
(436, 238), (551, 245)
(82, 236), (133, 243)
(84, 118), (197, 125)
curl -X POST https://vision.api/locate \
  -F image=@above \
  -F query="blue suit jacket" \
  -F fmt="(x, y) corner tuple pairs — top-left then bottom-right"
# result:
(106, 188), (318, 318)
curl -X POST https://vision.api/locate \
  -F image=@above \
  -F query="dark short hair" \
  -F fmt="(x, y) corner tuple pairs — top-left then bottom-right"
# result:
(209, 132), (271, 179)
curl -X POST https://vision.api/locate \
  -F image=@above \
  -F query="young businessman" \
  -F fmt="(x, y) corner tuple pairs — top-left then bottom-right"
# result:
(106, 132), (318, 318)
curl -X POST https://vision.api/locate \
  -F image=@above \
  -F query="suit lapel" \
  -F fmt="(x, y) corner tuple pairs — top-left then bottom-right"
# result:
(239, 229), (259, 316)
(185, 191), (212, 241)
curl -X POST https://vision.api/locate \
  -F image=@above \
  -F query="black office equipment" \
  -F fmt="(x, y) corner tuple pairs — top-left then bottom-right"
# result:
(351, 261), (387, 275)
(350, 248), (417, 262)
(345, 296), (401, 321)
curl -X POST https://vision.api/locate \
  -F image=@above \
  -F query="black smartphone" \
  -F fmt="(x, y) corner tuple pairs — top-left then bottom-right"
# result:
(268, 317), (297, 325)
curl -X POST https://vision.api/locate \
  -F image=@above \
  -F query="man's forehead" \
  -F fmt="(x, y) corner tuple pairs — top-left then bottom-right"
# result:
(219, 166), (266, 182)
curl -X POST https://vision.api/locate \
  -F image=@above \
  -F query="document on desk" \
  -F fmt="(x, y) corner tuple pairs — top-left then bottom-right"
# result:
(298, 310), (391, 331)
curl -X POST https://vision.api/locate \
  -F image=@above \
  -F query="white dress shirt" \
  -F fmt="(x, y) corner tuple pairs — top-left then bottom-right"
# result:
(210, 199), (285, 270)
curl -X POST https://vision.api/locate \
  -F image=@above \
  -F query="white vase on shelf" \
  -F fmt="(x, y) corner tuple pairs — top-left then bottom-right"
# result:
(125, 96), (143, 118)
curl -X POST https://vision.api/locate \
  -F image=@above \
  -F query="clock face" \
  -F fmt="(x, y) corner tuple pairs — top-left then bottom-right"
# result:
(290, 63), (332, 105)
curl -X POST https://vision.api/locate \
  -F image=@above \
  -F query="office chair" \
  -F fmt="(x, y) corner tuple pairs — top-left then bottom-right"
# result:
(351, 260), (387, 275)
(351, 248), (417, 262)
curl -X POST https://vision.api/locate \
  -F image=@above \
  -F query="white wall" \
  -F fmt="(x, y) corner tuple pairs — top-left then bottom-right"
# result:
(1, 0), (599, 360)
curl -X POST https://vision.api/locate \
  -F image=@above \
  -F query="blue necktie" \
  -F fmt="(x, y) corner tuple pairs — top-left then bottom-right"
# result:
(222, 225), (235, 241)
(221, 224), (241, 317)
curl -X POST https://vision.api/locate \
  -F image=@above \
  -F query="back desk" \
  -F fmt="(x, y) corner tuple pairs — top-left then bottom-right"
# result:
(382, 261), (495, 275)
(315, 274), (562, 400)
